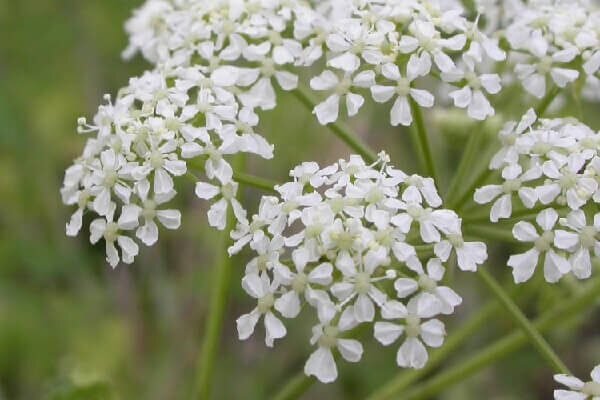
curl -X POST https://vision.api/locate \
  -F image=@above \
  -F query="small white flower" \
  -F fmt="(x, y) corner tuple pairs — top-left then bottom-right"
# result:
(507, 208), (571, 283)
(236, 273), (287, 347)
(394, 257), (463, 314)
(310, 69), (375, 124)
(195, 177), (247, 230)
(89, 203), (140, 267)
(554, 364), (600, 400)
(304, 309), (363, 383)
(554, 210), (600, 280)
(370, 59), (434, 126)
(374, 295), (445, 369)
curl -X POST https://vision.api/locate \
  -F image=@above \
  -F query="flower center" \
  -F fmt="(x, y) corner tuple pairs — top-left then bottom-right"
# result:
(318, 325), (339, 348)
(405, 315), (421, 337)
(418, 274), (437, 291)
(332, 230), (356, 251)
(395, 78), (411, 96)
(143, 200), (157, 220)
(354, 272), (371, 295)
(583, 381), (600, 396)
(103, 169), (118, 187)
(448, 233), (464, 248)
(221, 183), (236, 200)
(292, 272), (308, 293)
(502, 179), (521, 193)
(104, 222), (119, 243)
(534, 230), (554, 252)
(335, 77), (352, 95)
(366, 187), (384, 204)
(257, 293), (274, 313)
(150, 151), (164, 169)
(580, 226), (597, 248)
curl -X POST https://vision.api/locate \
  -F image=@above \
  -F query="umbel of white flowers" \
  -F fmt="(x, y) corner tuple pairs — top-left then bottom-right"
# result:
(475, 109), (600, 284)
(231, 153), (487, 383)
(63, 0), (600, 266)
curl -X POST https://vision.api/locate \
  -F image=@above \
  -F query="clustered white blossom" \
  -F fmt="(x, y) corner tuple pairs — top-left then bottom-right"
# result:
(232, 153), (487, 383)
(475, 109), (600, 284)
(554, 364), (600, 400)
(503, 0), (600, 100)
(60, 66), (274, 267)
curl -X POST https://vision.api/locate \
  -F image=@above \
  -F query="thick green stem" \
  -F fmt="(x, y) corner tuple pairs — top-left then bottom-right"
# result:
(233, 171), (277, 193)
(451, 168), (494, 211)
(409, 98), (438, 182)
(272, 373), (315, 400)
(477, 268), (570, 374)
(535, 86), (561, 116)
(292, 86), (377, 163)
(376, 276), (600, 400)
(463, 224), (518, 244)
(445, 126), (486, 205)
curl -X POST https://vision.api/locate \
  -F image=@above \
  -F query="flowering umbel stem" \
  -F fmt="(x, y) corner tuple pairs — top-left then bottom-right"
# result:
(194, 173), (240, 398)
(477, 268), (571, 375)
(409, 98), (439, 183)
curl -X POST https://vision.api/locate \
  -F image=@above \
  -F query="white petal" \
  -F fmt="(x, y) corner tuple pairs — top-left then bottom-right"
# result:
(136, 220), (159, 246)
(513, 221), (539, 242)
(390, 96), (412, 126)
(156, 209), (181, 229)
(274, 291), (301, 318)
(508, 248), (539, 283)
(337, 339), (363, 362)
(304, 347), (337, 383)
(354, 294), (375, 322)
(397, 337), (428, 369)
(374, 322), (404, 345)
(236, 309), (260, 340)
(420, 319), (445, 347)
(264, 311), (287, 347)
(314, 95), (340, 125)
(394, 278), (419, 298)
(345, 93), (364, 117)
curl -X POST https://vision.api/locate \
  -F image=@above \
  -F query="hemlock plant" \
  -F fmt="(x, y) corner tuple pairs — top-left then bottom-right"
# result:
(62, 0), (600, 398)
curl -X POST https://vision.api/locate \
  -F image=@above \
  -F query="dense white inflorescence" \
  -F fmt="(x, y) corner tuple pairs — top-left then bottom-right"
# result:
(60, 0), (600, 387)
(63, 0), (600, 267)
(231, 153), (487, 382)
(475, 110), (600, 283)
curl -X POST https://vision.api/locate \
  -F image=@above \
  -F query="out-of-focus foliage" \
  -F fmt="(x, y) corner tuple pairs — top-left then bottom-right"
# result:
(0, 1), (599, 399)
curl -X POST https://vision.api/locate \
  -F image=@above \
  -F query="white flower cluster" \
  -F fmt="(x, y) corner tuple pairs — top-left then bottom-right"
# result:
(475, 109), (600, 283)
(305, 0), (508, 124)
(503, 0), (600, 99)
(61, 66), (274, 267)
(554, 364), (600, 400)
(232, 153), (487, 383)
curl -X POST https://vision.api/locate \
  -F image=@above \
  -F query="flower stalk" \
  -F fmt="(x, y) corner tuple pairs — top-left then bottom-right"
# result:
(293, 86), (377, 163)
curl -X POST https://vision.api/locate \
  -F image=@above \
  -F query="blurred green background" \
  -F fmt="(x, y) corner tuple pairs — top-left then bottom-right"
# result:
(1, 1), (600, 399)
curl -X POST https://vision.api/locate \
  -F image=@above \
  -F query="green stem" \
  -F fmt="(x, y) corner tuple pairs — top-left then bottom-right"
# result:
(463, 224), (518, 244)
(381, 275), (600, 400)
(451, 168), (494, 211)
(409, 98), (438, 182)
(292, 86), (377, 163)
(445, 126), (486, 205)
(193, 166), (241, 399)
(272, 373), (315, 400)
(535, 86), (561, 116)
(233, 171), (277, 193)
(477, 268), (570, 374)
